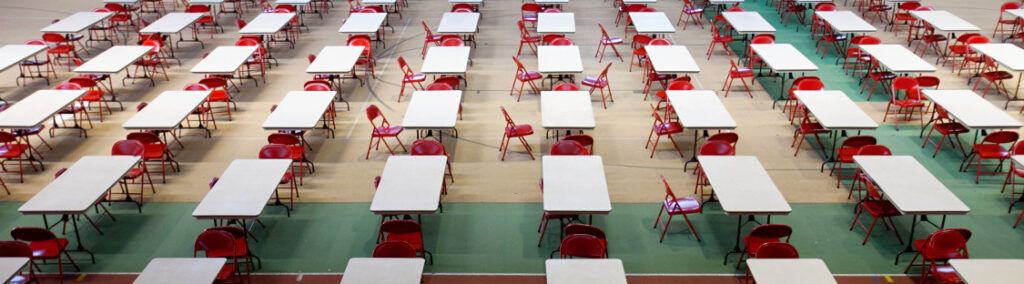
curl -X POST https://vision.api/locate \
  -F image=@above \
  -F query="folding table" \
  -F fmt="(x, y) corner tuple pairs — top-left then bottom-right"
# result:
(541, 91), (596, 138)
(0, 44), (48, 86)
(537, 46), (583, 86)
(421, 46), (471, 87)
(0, 258), (28, 283)
(627, 12), (676, 37)
(949, 259), (1024, 284)
(721, 12), (776, 36)
(40, 12), (115, 45)
(18, 155), (142, 263)
(793, 90), (878, 165)
(749, 44), (818, 106)
(139, 13), (205, 53)
(134, 258), (226, 284)
(306, 45), (365, 87)
(696, 156), (791, 265)
(274, 0), (316, 26)
(542, 156), (612, 222)
(920, 89), (1022, 161)
(970, 43), (1024, 108)
(262, 91), (337, 138)
(239, 13), (297, 49)
(193, 159), (294, 238)
(74, 45), (156, 90)
(338, 13), (388, 47)
(437, 12), (480, 47)
(340, 258), (425, 284)
(536, 13), (575, 34)
(852, 155), (970, 264)
(401, 90), (462, 140)
(190, 46), (260, 85)
(908, 10), (979, 46)
(859, 44), (937, 75)
(123, 90), (213, 140)
(644, 45), (701, 75)
(747, 259), (838, 284)
(370, 156), (448, 218)
(666, 90), (737, 168)
(0, 89), (89, 139)
(545, 259), (627, 284)
(814, 11), (876, 54)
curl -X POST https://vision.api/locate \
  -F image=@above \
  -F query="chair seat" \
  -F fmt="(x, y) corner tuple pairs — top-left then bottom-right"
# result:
(869, 72), (896, 80)
(13, 125), (44, 136)
(385, 234), (424, 251)
(20, 59), (49, 66)
(837, 147), (862, 163)
(714, 36), (734, 43)
(404, 73), (426, 83)
(67, 34), (84, 41)
(0, 144), (29, 158)
(124, 168), (147, 179)
(730, 69), (754, 77)
(208, 90), (231, 102)
(372, 126), (403, 137)
(948, 45), (971, 55)
(799, 122), (828, 134)
(982, 71), (1014, 81)
(922, 35), (948, 42)
(81, 90), (104, 101)
(280, 171), (294, 184)
(664, 197), (701, 214)
(518, 71), (543, 81)
(862, 200), (901, 217)
(653, 121), (684, 135)
(685, 8), (704, 14)
(973, 144), (1010, 159)
(743, 236), (782, 256)
(824, 34), (847, 42)
(602, 37), (624, 44)
(142, 145), (165, 160)
(522, 36), (541, 42)
(893, 99), (925, 108)
(506, 124), (534, 137)
(47, 46), (75, 54)
(581, 76), (608, 88)
(934, 122), (968, 135)
(28, 239), (68, 259)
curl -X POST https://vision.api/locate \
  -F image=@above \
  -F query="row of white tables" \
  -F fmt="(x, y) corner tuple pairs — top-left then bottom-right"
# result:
(0, 89), (89, 138)
(41, 12), (115, 45)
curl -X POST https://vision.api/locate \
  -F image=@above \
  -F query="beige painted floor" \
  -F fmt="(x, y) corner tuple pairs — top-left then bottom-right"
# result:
(0, 0), (1014, 204)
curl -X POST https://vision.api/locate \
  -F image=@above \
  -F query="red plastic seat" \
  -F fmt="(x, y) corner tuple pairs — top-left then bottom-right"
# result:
(905, 228), (970, 276)
(378, 220), (433, 264)
(850, 175), (903, 245)
(914, 229), (969, 283)
(923, 106), (969, 158)
(365, 105), (406, 159)
(883, 77), (926, 129)
(552, 82), (579, 91)
(556, 234), (606, 259)
(204, 226), (261, 271)
(692, 141), (736, 198)
(654, 175), (702, 242)
(966, 130), (1019, 184)
(499, 107), (535, 161)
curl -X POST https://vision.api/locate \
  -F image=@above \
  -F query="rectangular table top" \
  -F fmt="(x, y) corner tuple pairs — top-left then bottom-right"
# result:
(140, 13), (203, 34)
(421, 46), (471, 74)
(541, 91), (596, 129)
(910, 10), (980, 32)
(191, 46), (258, 74)
(545, 259), (627, 284)
(338, 13), (387, 34)
(74, 45), (153, 74)
(853, 156), (970, 215)
(401, 90), (462, 129)
(340, 258), (425, 284)
(370, 156), (448, 215)
(0, 257), (28, 283)
(1007, 9), (1024, 19)
(628, 12), (676, 34)
(666, 90), (737, 130)
(722, 12), (777, 34)
(697, 156), (792, 215)
(794, 90), (878, 130)
(262, 91), (336, 130)
(859, 44), (936, 73)
(19, 156), (140, 214)
(134, 258), (226, 284)
(537, 13), (575, 34)
(123, 91), (211, 130)
(0, 89), (86, 129)
(971, 43), (1024, 71)
(306, 46), (363, 74)
(644, 45), (700, 74)
(542, 156), (611, 214)
(538, 46), (583, 74)
(192, 159), (293, 219)
(750, 44), (818, 72)
(41, 12), (113, 33)
(949, 259), (1024, 284)
(747, 259), (837, 284)
(437, 12), (480, 34)
(0, 44), (47, 73)
(239, 13), (295, 34)
(815, 11), (877, 33)
(922, 90), (1022, 129)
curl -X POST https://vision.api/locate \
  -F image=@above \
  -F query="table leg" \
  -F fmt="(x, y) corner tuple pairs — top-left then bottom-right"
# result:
(1004, 73), (1024, 109)
(895, 214), (920, 265)
(684, 129), (708, 171)
(723, 214), (744, 265)
(70, 214), (96, 264)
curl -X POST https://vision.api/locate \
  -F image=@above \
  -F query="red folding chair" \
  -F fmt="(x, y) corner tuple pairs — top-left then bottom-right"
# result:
(964, 130), (1018, 184)
(510, 56), (542, 102)
(581, 63), (614, 109)
(365, 105), (406, 159)
(194, 230), (246, 283)
(378, 220), (433, 264)
(499, 107), (535, 161)
(654, 175), (702, 242)
(645, 112), (685, 158)
(850, 175), (903, 245)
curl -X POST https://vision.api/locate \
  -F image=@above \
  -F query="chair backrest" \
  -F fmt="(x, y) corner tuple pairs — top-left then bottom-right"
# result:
(915, 76), (940, 89)
(500, 106), (518, 127)
(194, 230), (235, 257)
(372, 241), (417, 258)
(751, 35), (775, 44)
(855, 145), (892, 156)
(922, 229), (968, 257)
(0, 241), (31, 258)
(111, 140), (145, 156)
(268, 133), (301, 145)
(54, 82), (82, 90)
(441, 37), (465, 46)
(815, 3), (836, 11)
(398, 56), (413, 75)
(1001, 2), (1022, 12)
(542, 8), (561, 13)
(982, 130), (1019, 145)
(727, 5), (745, 11)
(186, 4), (211, 13)
(564, 224), (606, 240)
(550, 38), (574, 46)
(522, 3), (541, 13)
(748, 224), (793, 241)
(753, 242), (800, 259)
(597, 23), (612, 39)
(841, 135), (877, 149)
(127, 132), (162, 145)
(561, 135), (593, 150)
(550, 140), (589, 156)
(258, 144), (292, 159)
(632, 34), (652, 48)
(552, 83), (580, 91)
(410, 139), (446, 156)
(648, 38), (672, 45)
(366, 104), (386, 126)
(707, 132), (739, 146)
(666, 80), (694, 91)
(426, 82), (453, 90)
(559, 234), (606, 258)
(892, 76), (919, 93)
(432, 77), (460, 89)
(512, 56), (529, 73)
(68, 77), (98, 89)
(184, 83), (210, 91)
(209, 177), (219, 189)
(597, 63), (612, 80)
(10, 227), (57, 243)
(304, 80), (332, 91)
(796, 78), (825, 91)
(858, 35), (882, 45)
(381, 219), (423, 237)
(699, 141), (735, 156)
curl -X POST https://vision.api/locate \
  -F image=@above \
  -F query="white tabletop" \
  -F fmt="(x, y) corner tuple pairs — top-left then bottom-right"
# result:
(41, 12), (113, 33)
(0, 258), (28, 283)
(124, 91), (211, 130)
(338, 13), (387, 34)
(306, 46), (363, 74)
(0, 89), (86, 129)
(0, 44), (47, 73)
(437, 12), (480, 34)
(921, 90), (1022, 129)
(1007, 9), (1024, 19)
(262, 91), (336, 130)
(191, 46), (258, 74)
(541, 91), (596, 129)
(815, 11), (876, 33)
(542, 156), (611, 214)
(747, 259), (837, 284)
(140, 13), (203, 34)
(74, 46), (153, 74)
(949, 259), (1024, 284)
(421, 46), (471, 75)
(910, 10), (980, 33)
(371, 156), (447, 215)
(134, 258), (226, 284)
(628, 12), (676, 34)
(19, 156), (140, 214)
(192, 159), (293, 219)
(853, 156), (970, 215)
(722, 12), (777, 34)
(340, 258), (425, 284)
(750, 44), (818, 72)
(972, 43), (1024, 71)
(667, 91), (737, 130)
(644, 45), (700, 74)
(401, 91), (462, 129)
(545, 259), (627, 284)
(697, 156), (792, 215)
(794, 90), (878, 130)
(858, 44), (936, 73)
(538, 46), (583, 74)
(537, 13), (575, 34)
(239, 13), (295, 34)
